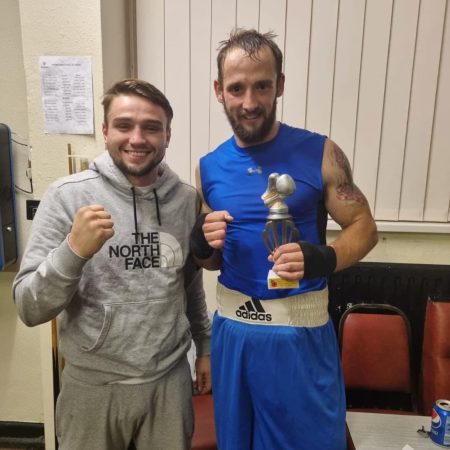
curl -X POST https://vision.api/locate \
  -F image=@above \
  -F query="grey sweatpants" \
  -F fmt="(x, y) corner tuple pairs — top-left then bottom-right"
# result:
(55, 359), (194, 450)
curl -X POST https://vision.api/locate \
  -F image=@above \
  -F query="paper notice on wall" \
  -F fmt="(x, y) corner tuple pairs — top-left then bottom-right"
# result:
(39, 56), (94, 134)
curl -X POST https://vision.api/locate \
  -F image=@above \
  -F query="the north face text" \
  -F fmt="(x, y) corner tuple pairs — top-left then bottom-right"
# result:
(109, 232), (161, 269)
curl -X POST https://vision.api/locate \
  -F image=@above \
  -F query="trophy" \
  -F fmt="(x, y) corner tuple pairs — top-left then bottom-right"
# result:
(261, 173), (300, 289)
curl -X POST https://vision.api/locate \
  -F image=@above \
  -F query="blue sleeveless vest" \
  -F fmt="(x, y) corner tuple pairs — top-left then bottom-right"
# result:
(200, 123), (328, 299)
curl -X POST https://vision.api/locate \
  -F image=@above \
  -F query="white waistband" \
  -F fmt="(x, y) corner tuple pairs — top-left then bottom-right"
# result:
(216, 283), (329, 328)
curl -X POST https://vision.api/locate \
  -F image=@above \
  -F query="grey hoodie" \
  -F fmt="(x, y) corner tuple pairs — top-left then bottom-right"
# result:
(13, 151), (211, 384)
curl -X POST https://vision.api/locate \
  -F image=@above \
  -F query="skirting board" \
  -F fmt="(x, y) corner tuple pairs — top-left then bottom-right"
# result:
(0, 421), (45, 449)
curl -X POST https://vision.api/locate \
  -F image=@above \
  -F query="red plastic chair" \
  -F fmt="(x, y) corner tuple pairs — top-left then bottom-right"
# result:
(192, 394), (217, 450)
(339, 303), (417, 413)
(419, 298), (450, 416)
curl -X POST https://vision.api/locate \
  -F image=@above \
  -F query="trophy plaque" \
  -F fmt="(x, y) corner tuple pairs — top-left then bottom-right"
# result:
(261, 173), (300, 289)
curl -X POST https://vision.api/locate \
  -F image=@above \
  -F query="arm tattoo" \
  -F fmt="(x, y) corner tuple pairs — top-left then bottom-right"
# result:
(330, 144), (367, 206)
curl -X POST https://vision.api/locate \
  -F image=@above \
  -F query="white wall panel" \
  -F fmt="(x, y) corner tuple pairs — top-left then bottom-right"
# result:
(282, 0), (311, 128)
(165, 0), (190, 182)
(259, 0), (287, 120)
(259, 0), (287, 52)
(424, 2), (450, 222)
(330, 0), (365, 164)
(375, 0), (419, 220)
(190, 0), (212, 183)
(353, 0), (392, 209)
(208, 0), (237, 151)
(236, 0), (260, 30)
(136, 0), (165, 88)
(400, 0), (447, 221)
(306, 0), (339, 135)
(136, 0), (450, 228)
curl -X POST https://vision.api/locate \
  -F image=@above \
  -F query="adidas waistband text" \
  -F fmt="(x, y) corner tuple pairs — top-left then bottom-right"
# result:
(236, 298), (272, 322)
(217, 282), (329, 328)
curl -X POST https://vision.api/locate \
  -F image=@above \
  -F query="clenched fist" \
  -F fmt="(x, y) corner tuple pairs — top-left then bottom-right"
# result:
(68, 205), (114, 258)
(203, 210), (233, 250)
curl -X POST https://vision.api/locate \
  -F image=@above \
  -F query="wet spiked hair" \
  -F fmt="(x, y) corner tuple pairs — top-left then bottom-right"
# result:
(216, 28), (283, 85)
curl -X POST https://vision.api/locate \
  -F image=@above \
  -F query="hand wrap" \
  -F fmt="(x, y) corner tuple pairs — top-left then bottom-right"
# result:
(190, 213), (214, 259)
(298, 241), (337, 279)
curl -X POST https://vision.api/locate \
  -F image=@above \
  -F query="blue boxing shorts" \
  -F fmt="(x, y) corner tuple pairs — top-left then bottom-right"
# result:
(211, 284), (346, 450)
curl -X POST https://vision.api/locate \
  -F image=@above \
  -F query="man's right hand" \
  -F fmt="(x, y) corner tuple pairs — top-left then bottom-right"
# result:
(202, 210), (233, 250)
(68, 205), (114, 258)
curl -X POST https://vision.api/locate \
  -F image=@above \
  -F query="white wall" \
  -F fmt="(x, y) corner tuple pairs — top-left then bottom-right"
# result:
(0, 271), (42, 422)
(0, 0), (130, 448)
(0, 0), (42, 423)
(136, 0), (450, 227)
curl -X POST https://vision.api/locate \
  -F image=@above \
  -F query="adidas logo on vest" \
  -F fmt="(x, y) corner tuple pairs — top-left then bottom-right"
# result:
(235, 298), (272, 322)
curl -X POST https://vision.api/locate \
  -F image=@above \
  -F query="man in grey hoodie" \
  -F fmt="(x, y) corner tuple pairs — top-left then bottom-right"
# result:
(13, 79), (212, 450)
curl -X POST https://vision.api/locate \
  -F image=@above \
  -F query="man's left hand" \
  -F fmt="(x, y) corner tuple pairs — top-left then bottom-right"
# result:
(268, 242), (304, 281)
(194, 355), (212, 395)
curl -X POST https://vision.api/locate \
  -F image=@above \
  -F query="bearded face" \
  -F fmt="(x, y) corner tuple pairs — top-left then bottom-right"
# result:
(215, 46), (284, 147)
(222, 97), (277, 145)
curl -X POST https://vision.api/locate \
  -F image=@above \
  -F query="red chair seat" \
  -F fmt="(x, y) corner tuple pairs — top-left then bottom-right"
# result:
(192, 394), (217, 450)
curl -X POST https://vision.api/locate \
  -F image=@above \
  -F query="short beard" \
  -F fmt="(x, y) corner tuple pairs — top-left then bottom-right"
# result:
(112, 151), (165, 179)
(224, 99), (277, 145)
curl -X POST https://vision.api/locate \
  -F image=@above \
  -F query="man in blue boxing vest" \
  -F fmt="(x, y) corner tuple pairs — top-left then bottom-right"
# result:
(190, 29), (378, 450)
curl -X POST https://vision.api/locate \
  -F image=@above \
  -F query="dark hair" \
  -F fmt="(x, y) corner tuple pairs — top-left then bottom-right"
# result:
(216, 28), (283, 85)
(102, 79), (174, 126)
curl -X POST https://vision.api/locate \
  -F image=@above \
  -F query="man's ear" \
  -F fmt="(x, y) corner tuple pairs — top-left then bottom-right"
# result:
(166, 127), (171, 147)
(102, 122), (108, 143)
(276, 73), (285, 98)
(214, 80), (224, 103)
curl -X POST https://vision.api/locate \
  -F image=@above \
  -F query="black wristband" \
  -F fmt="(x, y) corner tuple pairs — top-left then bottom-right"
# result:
(298, 241), (337, 279)
(190, 213), (214, 259)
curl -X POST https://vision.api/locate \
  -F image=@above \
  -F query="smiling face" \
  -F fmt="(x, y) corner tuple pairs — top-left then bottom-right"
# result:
(215, 45), (285, 147)
(102, 94), (171, 186)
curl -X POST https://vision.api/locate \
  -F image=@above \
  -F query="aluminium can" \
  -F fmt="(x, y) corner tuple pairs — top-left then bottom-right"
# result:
(431, 399), (450, 447)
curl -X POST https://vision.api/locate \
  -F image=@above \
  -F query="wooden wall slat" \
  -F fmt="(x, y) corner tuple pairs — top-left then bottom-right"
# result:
(165, 0), (191, 182)
(136, 0), (165, 89)
(259, 0), (287, 57)
(208, 0), (237, 151)
(374, 0), (419, 220)
(236, 0), (260, 30)
(424, 1), (450, 222)
(135, 0), (450, 226)
(305, 0), (339, 136)
(282, 0), (312, 128)
(399, 0), (447, 221)
(190, 0), (212, 183)
(353, 0), (393, 209)
(330, 0), (365, 165)
(259, 0), (287, 121)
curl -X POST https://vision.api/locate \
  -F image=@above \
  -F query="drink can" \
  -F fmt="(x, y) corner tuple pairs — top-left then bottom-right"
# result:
(431, 399), (450, 447)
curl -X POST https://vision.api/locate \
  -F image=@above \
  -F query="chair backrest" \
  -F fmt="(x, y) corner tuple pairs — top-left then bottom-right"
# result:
(339, 303), (415, 410)
(419, 298), (450, 416)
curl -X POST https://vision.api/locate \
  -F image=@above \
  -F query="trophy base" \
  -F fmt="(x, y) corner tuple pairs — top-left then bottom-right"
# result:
(267, 270), (299, 290)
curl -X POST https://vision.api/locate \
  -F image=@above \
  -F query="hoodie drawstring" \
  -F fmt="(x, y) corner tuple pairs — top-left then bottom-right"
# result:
(130, 187), (162, 230)
(153, 189), (162, 226)
(131, 187), (139, 234)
